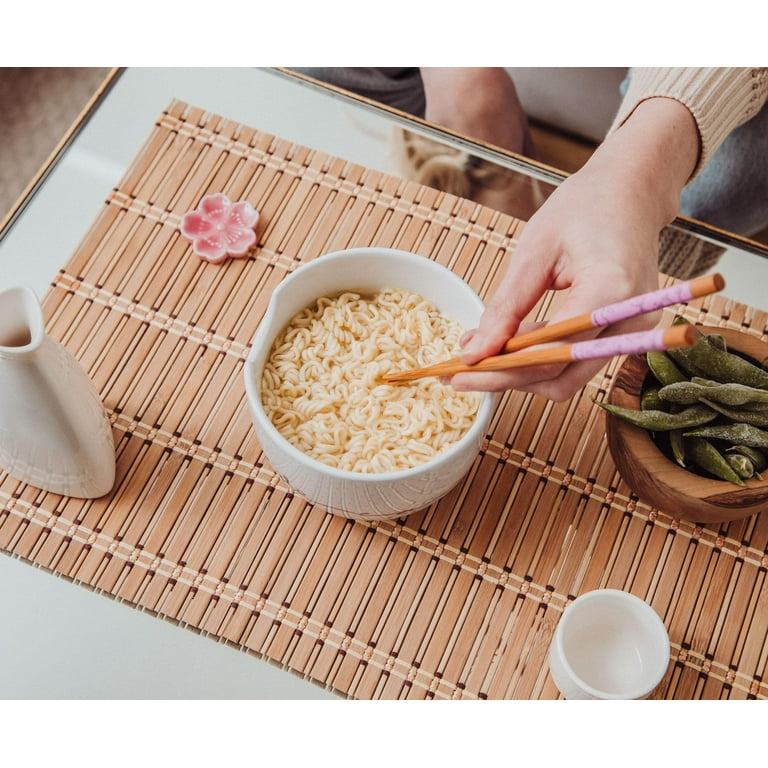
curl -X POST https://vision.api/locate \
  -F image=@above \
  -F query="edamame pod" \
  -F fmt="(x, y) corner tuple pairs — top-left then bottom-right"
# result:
(647, 350), (688, 385)
(684, 422), (768, 449)
(705, 334), (728, 352)
(659, 380), (768, 407)
(641, 386), (665, 411)
(699, 399), (768, 427)
(725, 452), (755, 480)
(599, 321), (768, 485)
(666, 346), (711, 379)
(727, 444), (768, 472)
(595, 401), (717, 431)
(686, 436), (745, 485)
(657, 381), (707, 405)
(673, 339), (768, 388)
(669, 429), (686, 467)
(690, 377), (720, 387)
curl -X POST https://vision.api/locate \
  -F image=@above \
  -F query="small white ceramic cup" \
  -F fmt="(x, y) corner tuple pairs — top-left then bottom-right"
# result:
(548, 589), (670, 700)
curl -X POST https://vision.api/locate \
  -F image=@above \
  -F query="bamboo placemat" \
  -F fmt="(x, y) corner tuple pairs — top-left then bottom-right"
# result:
(3, 99), (768, 700)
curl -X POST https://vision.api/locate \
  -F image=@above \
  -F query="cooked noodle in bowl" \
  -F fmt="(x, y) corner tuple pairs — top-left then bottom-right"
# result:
(244, 248), (497, 521)
(261, 288), (482, 473)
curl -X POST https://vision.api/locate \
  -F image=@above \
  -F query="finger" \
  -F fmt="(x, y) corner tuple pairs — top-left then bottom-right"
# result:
(450, 356), (611, 402)
(450, 361), (568, 394)
(460, 231), (558, 364)
(542, 270), (662, 339)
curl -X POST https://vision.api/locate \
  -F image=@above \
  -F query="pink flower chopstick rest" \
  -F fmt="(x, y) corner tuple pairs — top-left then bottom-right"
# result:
(180, 193), (259, 263)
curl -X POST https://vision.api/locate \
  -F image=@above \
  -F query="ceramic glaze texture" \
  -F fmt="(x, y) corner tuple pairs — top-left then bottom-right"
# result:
(244, 247), (497, 521)
(548, 589), (670, 700)
(0, 286), (115, 498)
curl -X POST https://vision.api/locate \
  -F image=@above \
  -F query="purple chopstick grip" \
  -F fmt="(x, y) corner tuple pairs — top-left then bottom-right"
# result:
(571, 328), (668, 361)
(590, 281), (695, 327)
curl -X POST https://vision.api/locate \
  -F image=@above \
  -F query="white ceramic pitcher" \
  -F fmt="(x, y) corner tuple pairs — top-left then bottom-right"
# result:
(0, 286), (115, 498)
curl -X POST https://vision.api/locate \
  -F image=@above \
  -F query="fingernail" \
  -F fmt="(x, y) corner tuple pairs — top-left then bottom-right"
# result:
(461, 336), (483, 359)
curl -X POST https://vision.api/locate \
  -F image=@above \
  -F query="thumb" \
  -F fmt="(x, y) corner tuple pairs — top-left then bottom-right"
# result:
(460, 237), (556, 364)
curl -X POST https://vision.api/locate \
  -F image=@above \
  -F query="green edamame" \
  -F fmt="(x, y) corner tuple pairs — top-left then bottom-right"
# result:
(659, 380), (768, 407)
(641, 386), (665, 411)
(647, 350), (688, 385)
(665, 347), (709, 379)
(598, 322), (768, 486)
(656, 381), (706, 405)
(727, 444), (768, 472)
(705, 334), (728, 352)
(699, 399), (768, 427)
(686, 436), (745, 485)
(683, 422), (768, 449)
(691, 377), (726, 388)
(595, 401), (717, 431)
(669, 429), (686, 467)
(672, 338), (768, 388)
(665, 317), (768, 387)
(725, 452), (755, 480)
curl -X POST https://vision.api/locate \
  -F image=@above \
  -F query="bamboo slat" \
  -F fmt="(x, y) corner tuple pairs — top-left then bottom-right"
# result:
(2, 98), (768, 699)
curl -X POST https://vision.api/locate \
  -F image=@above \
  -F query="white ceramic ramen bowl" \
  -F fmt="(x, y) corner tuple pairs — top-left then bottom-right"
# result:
(243, 247), (497, 521)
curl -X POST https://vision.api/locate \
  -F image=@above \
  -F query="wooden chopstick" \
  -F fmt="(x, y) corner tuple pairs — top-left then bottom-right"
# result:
(382, 273), (723, 384)
(384, 324), (698, 383)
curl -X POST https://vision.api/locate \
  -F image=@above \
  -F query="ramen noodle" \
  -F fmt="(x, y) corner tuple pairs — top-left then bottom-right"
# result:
(260, 288), (483, 473)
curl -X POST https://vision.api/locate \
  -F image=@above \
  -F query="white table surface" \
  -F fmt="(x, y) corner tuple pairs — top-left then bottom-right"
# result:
(2, 67), (767, 701)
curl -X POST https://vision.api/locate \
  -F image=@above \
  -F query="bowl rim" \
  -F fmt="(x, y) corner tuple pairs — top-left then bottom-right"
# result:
(243, 246), (497, 484)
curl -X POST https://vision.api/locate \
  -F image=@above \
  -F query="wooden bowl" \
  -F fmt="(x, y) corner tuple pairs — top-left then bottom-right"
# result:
(606, 326), (768, 524)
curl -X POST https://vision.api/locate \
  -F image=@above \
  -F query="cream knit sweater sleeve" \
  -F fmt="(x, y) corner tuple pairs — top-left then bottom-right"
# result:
(611, 67), (768, 177)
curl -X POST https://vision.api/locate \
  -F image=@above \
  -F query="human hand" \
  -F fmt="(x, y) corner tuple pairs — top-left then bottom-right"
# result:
(449, 97), (701, 400)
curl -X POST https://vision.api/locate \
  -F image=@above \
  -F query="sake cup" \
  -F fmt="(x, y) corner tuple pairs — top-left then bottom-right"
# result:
(548, 589), (670, 700)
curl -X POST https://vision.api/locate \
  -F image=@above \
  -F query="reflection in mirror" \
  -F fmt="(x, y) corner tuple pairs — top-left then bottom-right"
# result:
(391, 128), (554, 222)
(658, 227), (725, 280)
(388, 128), (726, 282)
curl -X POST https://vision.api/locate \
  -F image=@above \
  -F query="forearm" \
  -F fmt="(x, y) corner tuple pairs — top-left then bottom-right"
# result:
(590, 96), (700, 230)
(420, 68), (510, 117)
(419, 67), (533, 154)
(455, 95), (699, 398)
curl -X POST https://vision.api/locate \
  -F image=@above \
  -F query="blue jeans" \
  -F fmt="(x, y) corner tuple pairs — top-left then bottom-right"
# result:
(678, 103), (768, 236)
